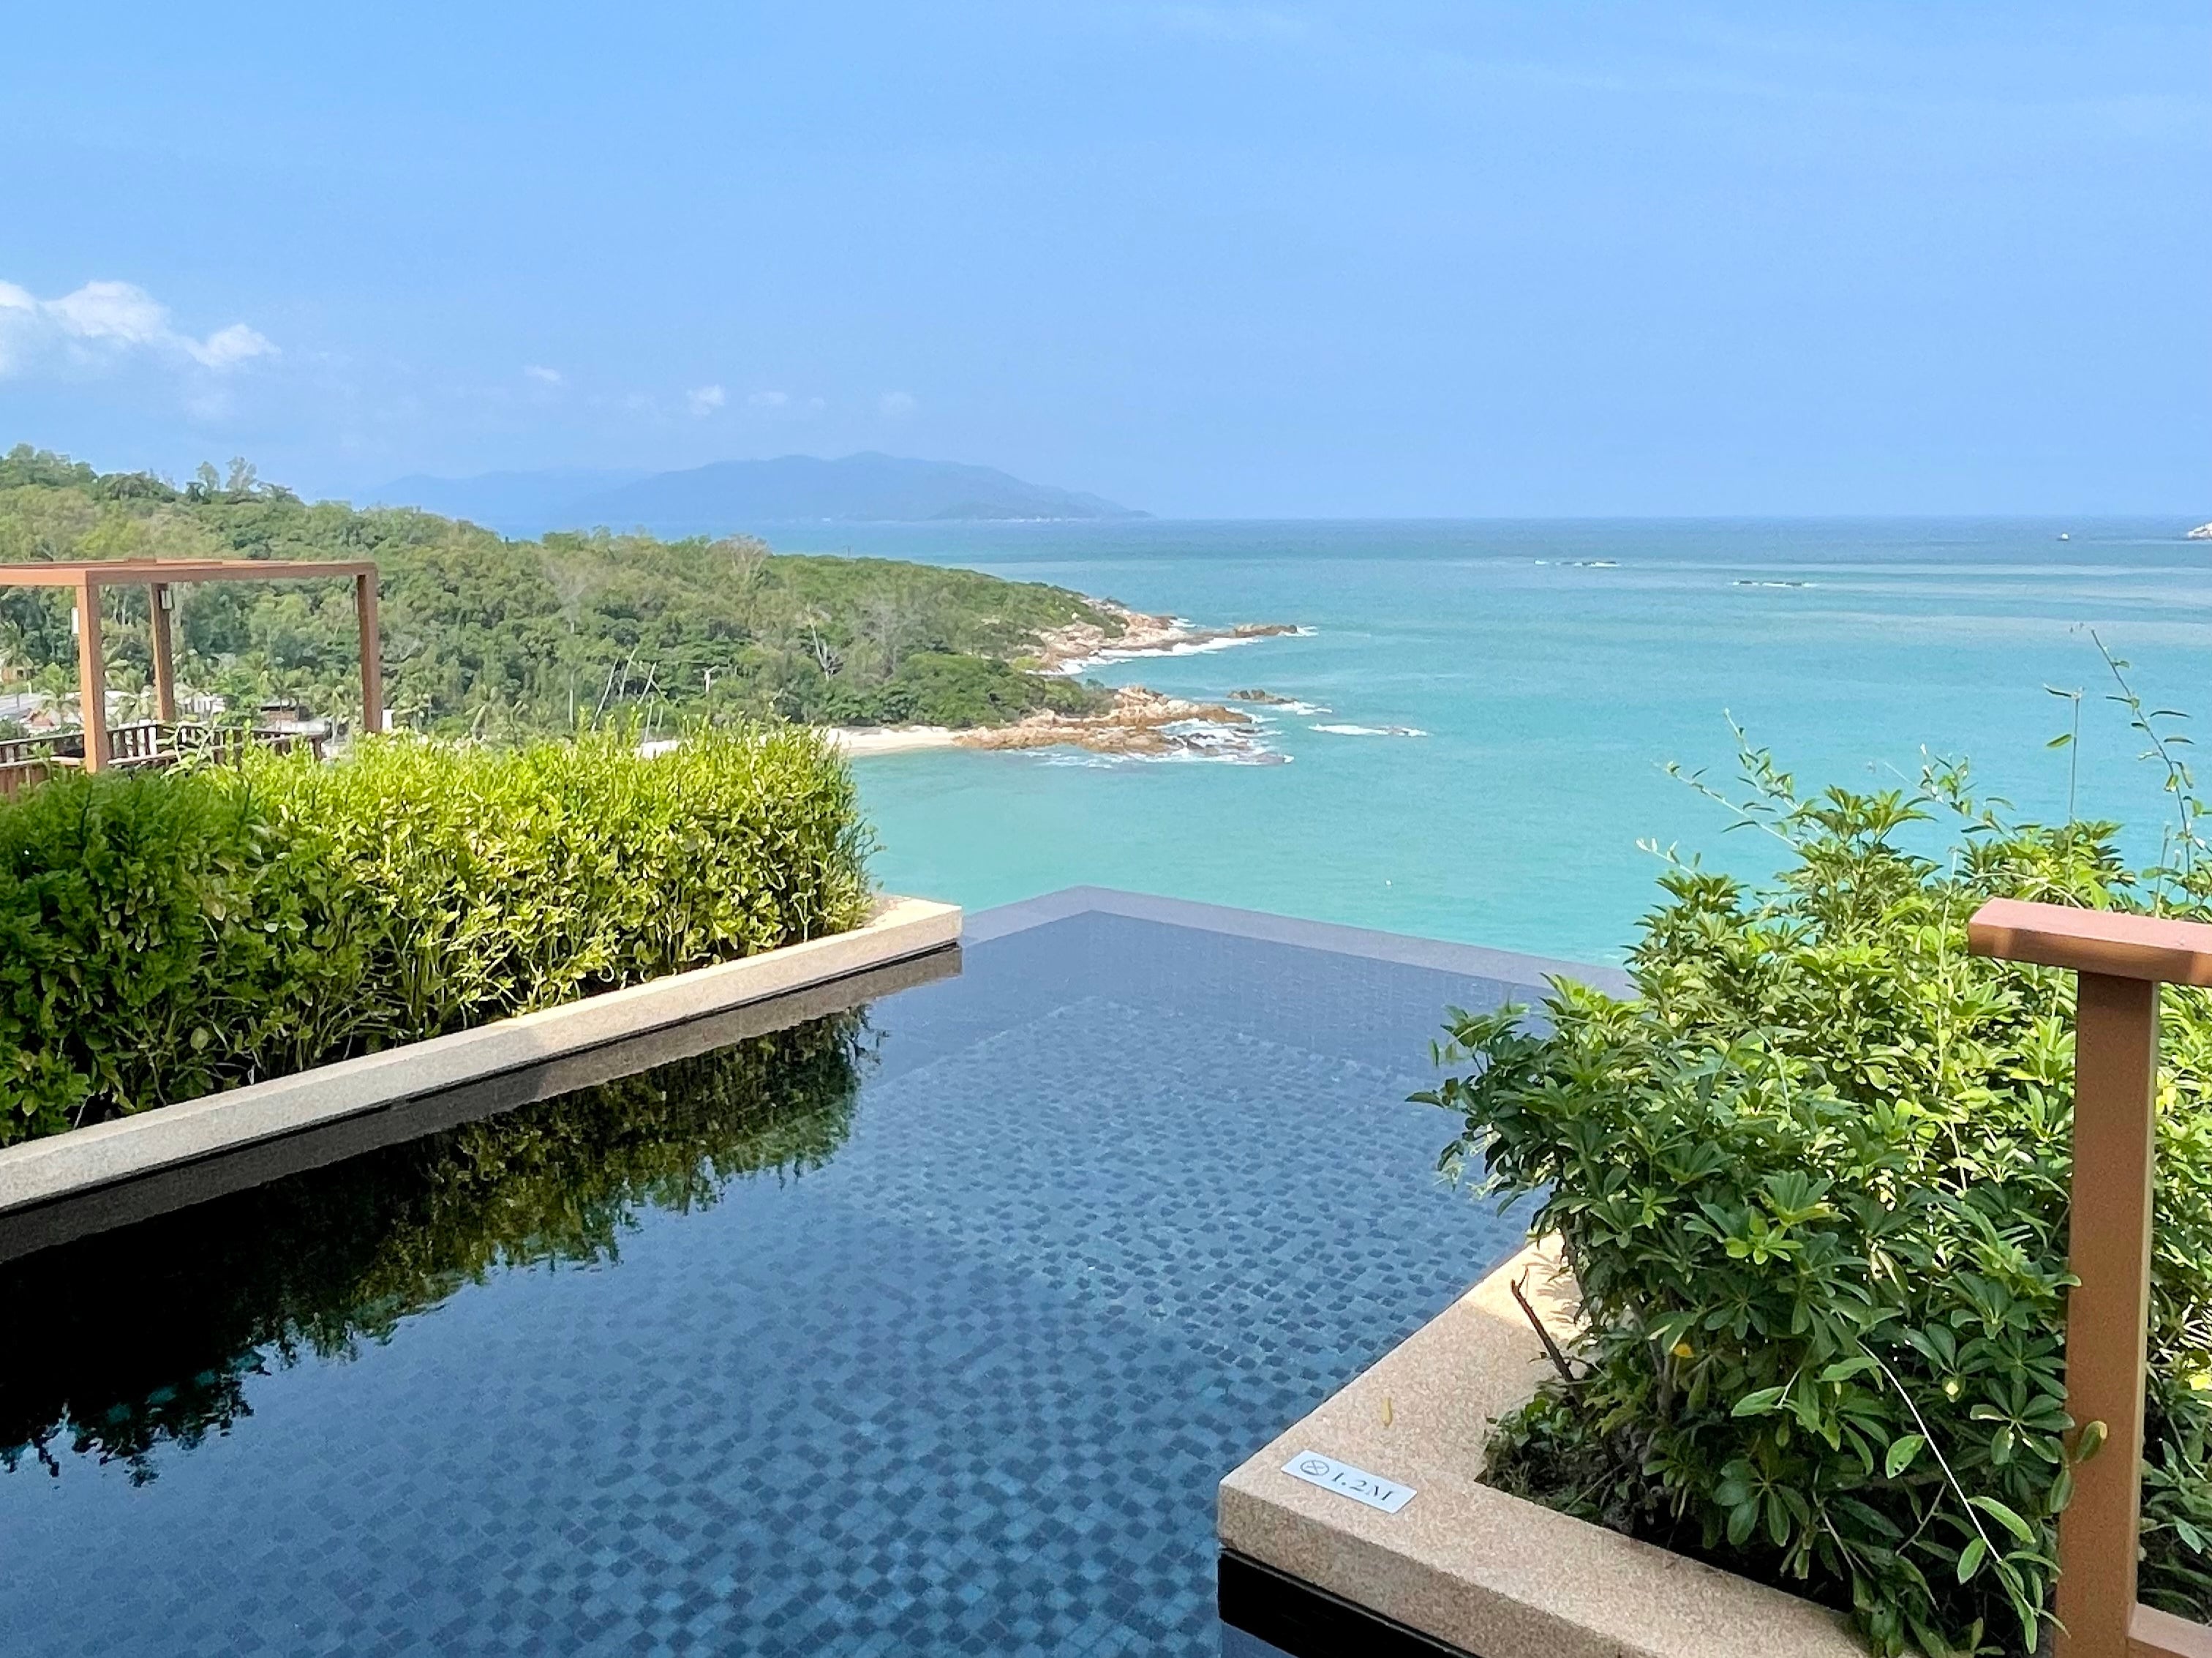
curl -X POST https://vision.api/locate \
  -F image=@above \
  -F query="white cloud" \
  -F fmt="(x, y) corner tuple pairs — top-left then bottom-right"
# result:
(878, 389), (918, 419)
(191, 321), (278, 370)
(524, 364), (564, 385)
(747, 389), (790, 409)
(0, 277), (277, 379)
(45, 280), (170, 348)
(688, 383), (727, 416)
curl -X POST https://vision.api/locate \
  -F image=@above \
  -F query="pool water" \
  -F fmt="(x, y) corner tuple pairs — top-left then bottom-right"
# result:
(0, 894), (1574, 1657)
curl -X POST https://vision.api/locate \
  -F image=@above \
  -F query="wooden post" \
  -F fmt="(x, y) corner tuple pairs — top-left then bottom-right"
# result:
(1966, 899), (2212, 1658)
(74, 575), (109, 772)
(2060, 971), (2157, 1657)
(355, 569), (382, 737)
(148, 582), (177, 724)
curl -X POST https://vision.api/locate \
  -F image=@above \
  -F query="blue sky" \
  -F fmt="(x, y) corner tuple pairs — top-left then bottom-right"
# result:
(1, 3), (2205, 517)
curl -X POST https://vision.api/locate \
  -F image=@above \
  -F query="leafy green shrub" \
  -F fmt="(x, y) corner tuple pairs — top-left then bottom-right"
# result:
(1426, 743), (2212, 1657)
(0, 758), (276, 1133)
(857, 650), (1101, 728)
(0, 727), (873, 1144)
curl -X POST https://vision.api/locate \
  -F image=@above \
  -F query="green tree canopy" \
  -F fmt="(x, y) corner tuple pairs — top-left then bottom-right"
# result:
(0, 443), (1116, 735)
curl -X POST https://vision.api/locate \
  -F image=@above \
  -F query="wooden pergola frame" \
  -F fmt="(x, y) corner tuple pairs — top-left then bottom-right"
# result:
(0, 558), (380, 772)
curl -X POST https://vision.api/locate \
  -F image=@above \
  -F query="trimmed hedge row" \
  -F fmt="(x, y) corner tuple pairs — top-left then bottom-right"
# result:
(0, 727), (874, 1145)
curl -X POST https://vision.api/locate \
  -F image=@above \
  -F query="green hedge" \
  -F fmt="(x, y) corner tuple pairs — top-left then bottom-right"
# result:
(1427, 745), (2212, 1657)
(0, 727), (873, 1145)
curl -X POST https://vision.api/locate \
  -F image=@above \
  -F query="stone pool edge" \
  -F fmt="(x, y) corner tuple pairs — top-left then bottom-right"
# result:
(1217, 1241), (1873, 1658)
(0, 894), (961, 1215)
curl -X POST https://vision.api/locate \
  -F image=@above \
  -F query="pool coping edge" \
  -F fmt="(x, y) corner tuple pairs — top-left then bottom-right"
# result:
(1217, 1241), (1873, 1658)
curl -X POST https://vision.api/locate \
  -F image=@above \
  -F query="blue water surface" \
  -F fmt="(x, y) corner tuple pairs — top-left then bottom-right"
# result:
(809, 517), (2212, 962)
(0, 907), (1536, 1657)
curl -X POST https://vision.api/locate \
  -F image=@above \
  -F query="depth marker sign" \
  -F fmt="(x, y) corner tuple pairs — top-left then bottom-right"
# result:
(1280, 1451), (1416, 1514)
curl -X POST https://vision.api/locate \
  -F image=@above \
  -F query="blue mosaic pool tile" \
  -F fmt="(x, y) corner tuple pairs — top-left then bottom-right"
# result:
(1, 925), (1531, 1656)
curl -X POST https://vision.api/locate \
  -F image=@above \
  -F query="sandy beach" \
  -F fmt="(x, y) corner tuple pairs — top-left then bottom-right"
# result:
(821, 725), (963, 757)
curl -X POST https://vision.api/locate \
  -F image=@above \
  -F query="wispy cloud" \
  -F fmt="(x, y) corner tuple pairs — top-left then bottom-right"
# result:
(878, 389), (918, 419)
(524, 364), (564, 385)
(747, 389), (790, 409)
(0, 278), (277, 379)
(688, 383), (726, 416)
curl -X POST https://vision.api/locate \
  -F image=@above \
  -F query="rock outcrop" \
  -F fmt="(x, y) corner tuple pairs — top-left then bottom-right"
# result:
(956, 686), (1274, 760)
(1029, 601), (1298, 673)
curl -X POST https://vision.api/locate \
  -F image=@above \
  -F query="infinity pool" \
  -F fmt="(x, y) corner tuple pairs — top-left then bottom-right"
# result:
(0, 891), (1596, 1657)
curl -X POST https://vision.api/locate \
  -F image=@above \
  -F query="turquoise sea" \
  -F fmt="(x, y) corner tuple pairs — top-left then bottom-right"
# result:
(792, 519), (2211, 966)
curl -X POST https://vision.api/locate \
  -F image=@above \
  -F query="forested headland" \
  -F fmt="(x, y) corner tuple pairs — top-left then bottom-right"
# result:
(0, 446), (1121, 737)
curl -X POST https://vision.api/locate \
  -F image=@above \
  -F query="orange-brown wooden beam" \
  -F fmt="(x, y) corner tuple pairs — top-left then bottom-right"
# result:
(73, 575), (108, 771)
(1967, 899), (2212, 1658)
(2134, 1602), (2212, 1657)
(2059, 969), (2159, 1658)
(356, 569), (382, 737)
(148, 583), (177, 724)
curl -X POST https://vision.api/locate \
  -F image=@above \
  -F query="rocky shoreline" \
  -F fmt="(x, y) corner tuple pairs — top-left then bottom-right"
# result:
(955, 686), (1275, 761)
(821, 686), (1280, 762)
(824, 599), (1305, 762)
(1028, 599), (1301, 675)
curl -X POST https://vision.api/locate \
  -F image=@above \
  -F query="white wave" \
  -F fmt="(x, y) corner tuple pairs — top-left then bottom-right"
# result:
(1733, 579), (1814, 589)
(1019, 719), (1288, 768)
(1035, 742), (1288, 768)
(1309, 722), (1428, 738)
(1135, 746), (1291, 767)
(1053, 634), (1274, 675)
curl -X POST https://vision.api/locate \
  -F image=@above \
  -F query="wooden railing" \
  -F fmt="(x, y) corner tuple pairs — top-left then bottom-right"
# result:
(0, 731), (64, 798)
(183, 724), (326, 763)
(0, 758), (50, 798)
(1967, 900), (2212, 1658)
(0, 723), (326, 795)
(109, 720), (170, 764)
(0, 732), (65, 766)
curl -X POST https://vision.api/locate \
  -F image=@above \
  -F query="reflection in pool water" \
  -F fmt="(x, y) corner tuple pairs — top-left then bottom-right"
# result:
(1, 899), (1561, 1656)
(1, 1017), (870, 1485)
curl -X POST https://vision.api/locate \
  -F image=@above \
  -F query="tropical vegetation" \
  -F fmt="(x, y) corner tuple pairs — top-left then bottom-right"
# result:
(0, 726), (872, 1146)
(0, 443), (1115, 735)
(1426, 709), (2212, 1657)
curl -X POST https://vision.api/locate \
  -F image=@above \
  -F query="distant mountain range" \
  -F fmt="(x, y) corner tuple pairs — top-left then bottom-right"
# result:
(370, 452), (1145, 539)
